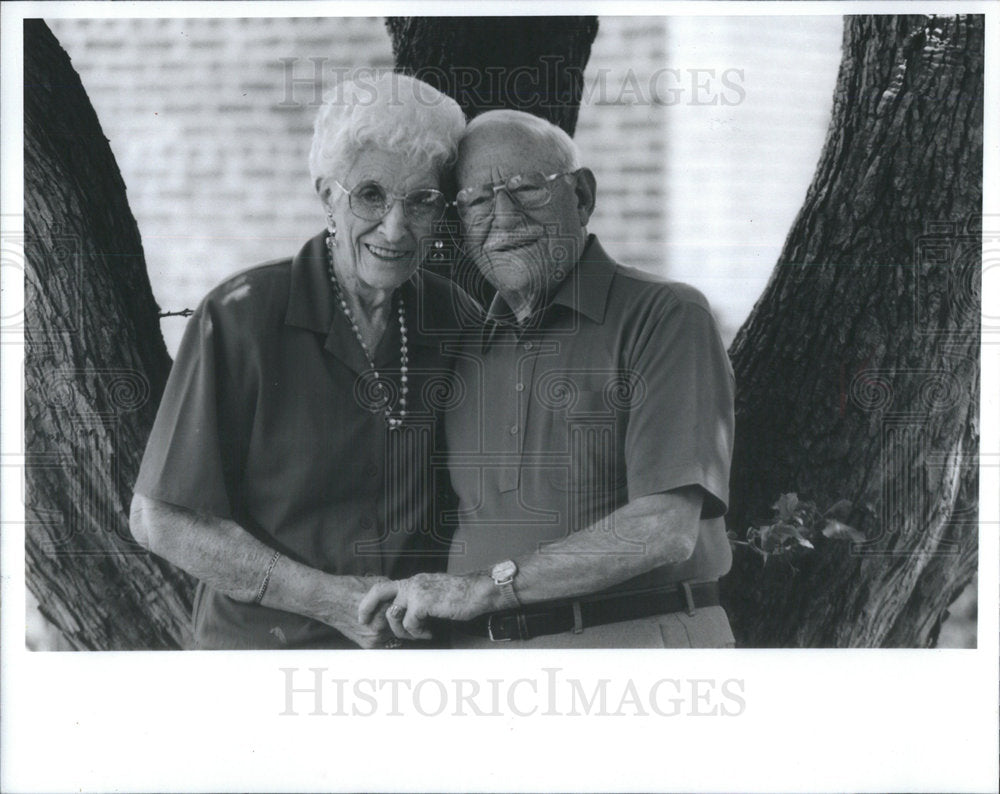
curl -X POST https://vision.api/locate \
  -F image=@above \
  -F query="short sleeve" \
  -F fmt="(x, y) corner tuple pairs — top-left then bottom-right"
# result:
(624, 292), (735, 518)
(133, 302), (240, 518)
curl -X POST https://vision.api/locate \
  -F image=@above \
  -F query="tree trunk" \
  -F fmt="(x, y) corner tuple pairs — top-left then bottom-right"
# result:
(721, 14), (982, 647)
(386, 16), (600, 136)
(25, 15), (981, 650)
(24, 19), (194, 650)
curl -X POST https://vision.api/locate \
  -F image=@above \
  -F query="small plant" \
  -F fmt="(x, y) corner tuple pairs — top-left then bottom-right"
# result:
(730, 493), (865, 567)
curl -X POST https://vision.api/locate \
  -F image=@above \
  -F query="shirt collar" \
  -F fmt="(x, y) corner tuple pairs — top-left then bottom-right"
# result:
(478, 235), (615, 351)
(547, 234), (615, 324)
(481, 234), (615, 329)
(285, 230), (334, 334)
(483, 291), (526, 326)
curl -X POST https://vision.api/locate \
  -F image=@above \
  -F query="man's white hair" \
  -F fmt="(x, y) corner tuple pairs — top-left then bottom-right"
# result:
(309, 72), (466, 191)
(464, 109), (582, 171)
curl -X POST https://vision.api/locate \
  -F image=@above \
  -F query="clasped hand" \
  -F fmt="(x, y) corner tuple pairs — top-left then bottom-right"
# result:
(358, 573), (488, 641)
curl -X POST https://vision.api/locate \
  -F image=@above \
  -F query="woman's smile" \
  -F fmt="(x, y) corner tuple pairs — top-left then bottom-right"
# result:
(364, 241), (413, 261)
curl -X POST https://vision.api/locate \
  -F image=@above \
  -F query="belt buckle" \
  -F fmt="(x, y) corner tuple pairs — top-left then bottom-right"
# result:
(487, 613), (512, 642)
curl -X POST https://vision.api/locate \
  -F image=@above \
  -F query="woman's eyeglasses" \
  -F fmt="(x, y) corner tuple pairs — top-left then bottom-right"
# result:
(333, 180), (447, 223)
(454, 171), (578, 225)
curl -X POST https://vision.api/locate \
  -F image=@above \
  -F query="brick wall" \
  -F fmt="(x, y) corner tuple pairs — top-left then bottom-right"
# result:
(49, 15), (842, 353)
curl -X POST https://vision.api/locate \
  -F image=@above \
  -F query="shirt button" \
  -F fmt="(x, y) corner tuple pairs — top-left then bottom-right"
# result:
(510, 424), (519, 434)
(515, 382), (525, 392)
(360, 515), (374, 529)
(364, 464), (378, 478)
(523, 341), (533, 351)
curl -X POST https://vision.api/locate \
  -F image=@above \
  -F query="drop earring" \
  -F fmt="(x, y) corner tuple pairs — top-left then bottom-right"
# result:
(326, 210), (337, 241)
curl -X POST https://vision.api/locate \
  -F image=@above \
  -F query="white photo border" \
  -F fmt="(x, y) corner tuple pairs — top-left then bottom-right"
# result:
(2, 2), (997, 792)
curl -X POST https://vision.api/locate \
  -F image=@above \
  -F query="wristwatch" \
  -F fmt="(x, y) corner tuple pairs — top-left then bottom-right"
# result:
(490, 559), (520, 611)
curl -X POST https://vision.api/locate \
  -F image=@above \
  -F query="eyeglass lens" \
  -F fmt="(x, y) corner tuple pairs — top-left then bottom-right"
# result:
(456, 172), (557, 222)
(349, 181), (445, 222)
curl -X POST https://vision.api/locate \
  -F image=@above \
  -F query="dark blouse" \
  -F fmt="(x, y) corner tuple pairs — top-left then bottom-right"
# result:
(135, 232), (474, 648)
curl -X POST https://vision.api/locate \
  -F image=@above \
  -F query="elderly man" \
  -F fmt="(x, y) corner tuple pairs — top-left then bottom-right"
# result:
(360, 109), (735, 648)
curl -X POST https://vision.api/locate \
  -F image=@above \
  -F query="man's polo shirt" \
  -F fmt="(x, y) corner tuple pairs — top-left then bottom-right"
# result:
(135, 232), (472, 648)
(444, 235), (735, 593)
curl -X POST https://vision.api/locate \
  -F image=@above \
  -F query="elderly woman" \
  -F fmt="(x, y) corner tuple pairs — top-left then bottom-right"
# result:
(130, 74), (470, 649)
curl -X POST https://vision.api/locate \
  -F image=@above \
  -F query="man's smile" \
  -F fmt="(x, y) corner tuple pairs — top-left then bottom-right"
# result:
(485, 236), (540, 253)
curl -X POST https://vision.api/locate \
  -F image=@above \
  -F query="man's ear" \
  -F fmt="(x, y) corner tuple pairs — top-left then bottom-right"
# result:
(574, 168), (597, 226)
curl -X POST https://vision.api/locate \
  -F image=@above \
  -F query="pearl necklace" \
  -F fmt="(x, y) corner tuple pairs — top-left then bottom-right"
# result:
(326, 234), (408, 428)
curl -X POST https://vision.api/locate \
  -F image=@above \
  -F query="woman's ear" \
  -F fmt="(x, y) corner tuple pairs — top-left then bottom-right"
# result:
(574, 168), (597, 226)
(317, 180), (337, 237)
(317, 178), (332, 205)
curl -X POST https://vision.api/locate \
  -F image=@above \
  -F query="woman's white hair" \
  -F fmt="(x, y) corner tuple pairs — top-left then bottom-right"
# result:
(465, 109), (581, 171)
(309, 72), (466, 191)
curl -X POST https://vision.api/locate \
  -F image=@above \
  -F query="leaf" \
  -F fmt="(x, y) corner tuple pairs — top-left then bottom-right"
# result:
(772, 493), (799, 521)
(768, 524), (798, 541)
(757, 524), (782, 553)
(822, 519), (865, 543)
(824, 499), (854, 521)
(760, 523), (807, 554)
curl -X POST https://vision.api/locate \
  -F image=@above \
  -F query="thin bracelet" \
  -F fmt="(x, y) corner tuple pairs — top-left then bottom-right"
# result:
(253, 550), (281, 605)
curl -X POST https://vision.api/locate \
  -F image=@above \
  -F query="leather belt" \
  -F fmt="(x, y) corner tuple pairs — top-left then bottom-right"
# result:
(454, 581), (720, 642)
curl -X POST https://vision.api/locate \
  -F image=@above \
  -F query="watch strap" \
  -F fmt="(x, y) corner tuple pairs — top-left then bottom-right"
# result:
(491, 561), (520, 610)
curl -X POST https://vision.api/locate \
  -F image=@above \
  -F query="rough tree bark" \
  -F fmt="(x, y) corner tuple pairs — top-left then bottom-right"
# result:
(386, 16), (599, 137)
(24, 15), (981, 649)
(722, 14), (982, 647)
(24, 19), (194, 650)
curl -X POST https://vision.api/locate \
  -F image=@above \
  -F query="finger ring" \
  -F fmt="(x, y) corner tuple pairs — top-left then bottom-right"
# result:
(387, 604), (405, 620)
(383, 638), (403, 649)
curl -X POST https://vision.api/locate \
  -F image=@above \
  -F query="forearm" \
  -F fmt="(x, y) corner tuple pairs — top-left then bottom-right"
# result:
(129, 494), (348, 626)
(510, 489), (701, 605)
(358, 488), (703, 631)
(459, 488), (702, 616)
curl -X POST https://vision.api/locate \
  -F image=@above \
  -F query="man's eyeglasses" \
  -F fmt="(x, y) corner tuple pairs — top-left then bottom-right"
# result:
(333, 180), (447, 224)
(454, 171), (579, 225)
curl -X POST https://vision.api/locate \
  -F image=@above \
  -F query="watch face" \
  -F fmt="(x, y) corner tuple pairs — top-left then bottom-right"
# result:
(492, 560), (517, 583)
